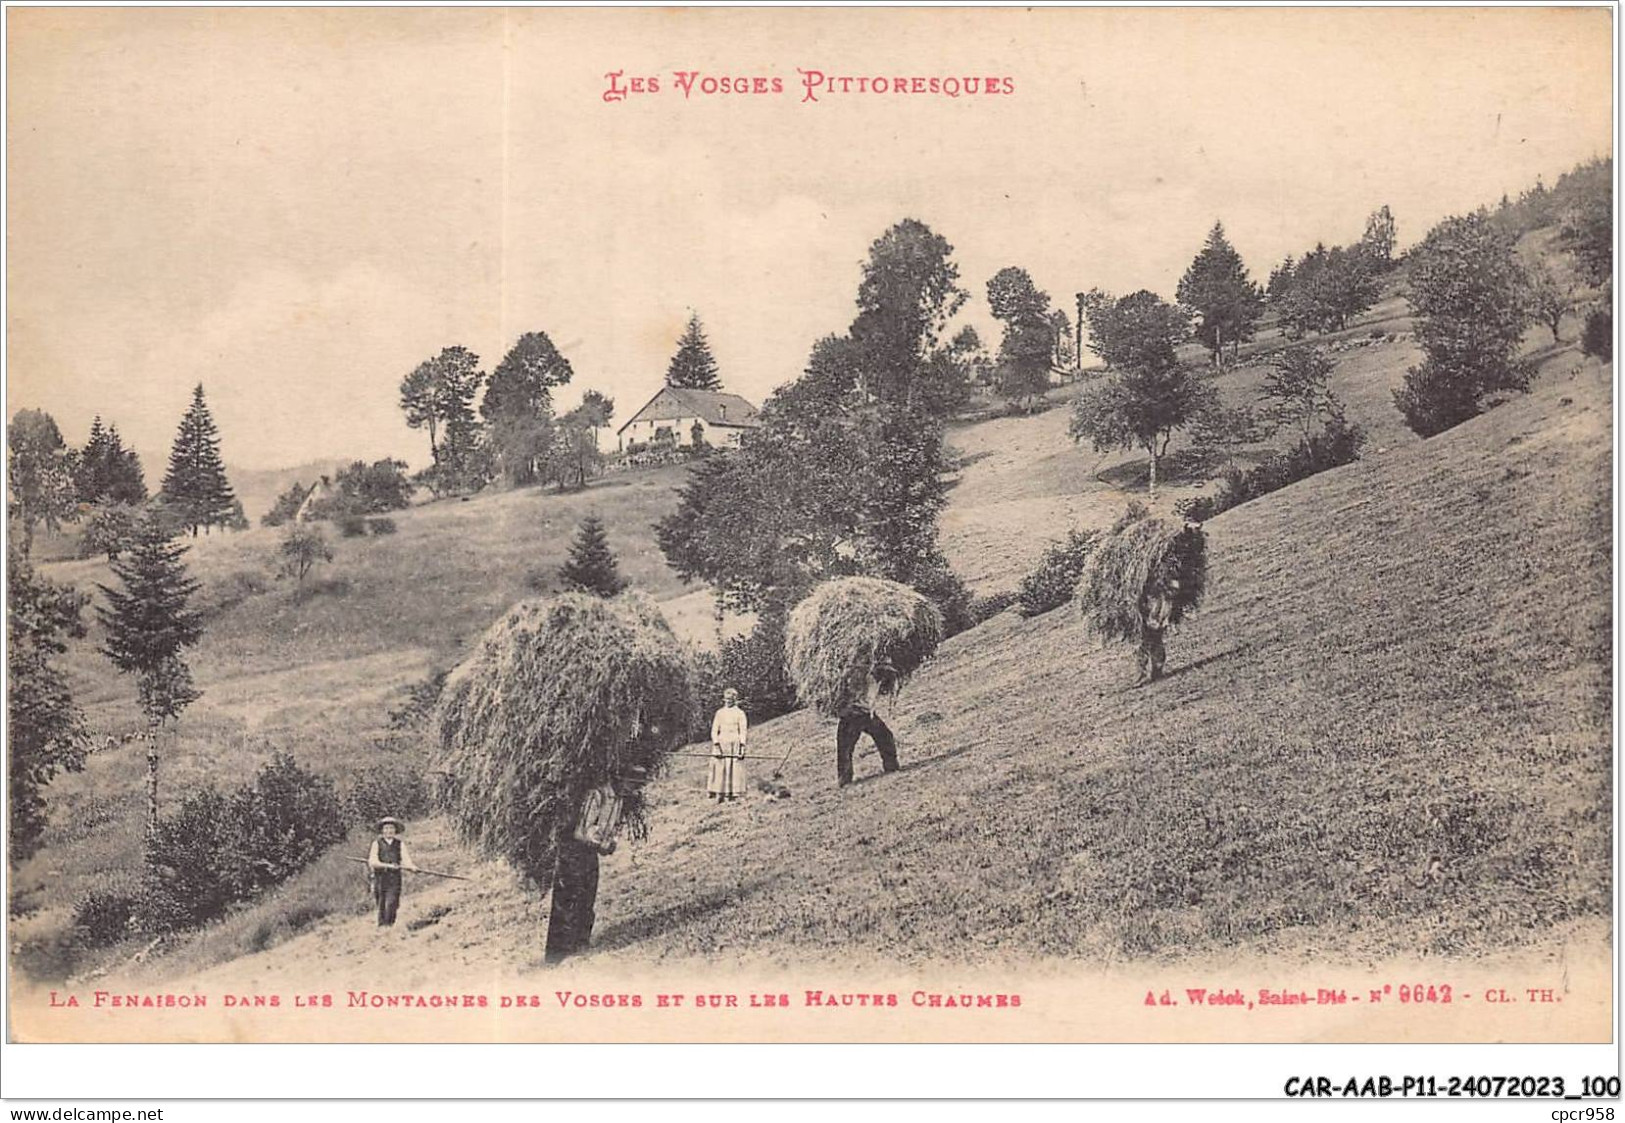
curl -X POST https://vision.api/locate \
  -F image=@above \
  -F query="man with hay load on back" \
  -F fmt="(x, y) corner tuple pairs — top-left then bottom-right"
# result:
(1077, 503), (1207, 685)
(434, 592), (694, 964)
(785, 577), (943, 789)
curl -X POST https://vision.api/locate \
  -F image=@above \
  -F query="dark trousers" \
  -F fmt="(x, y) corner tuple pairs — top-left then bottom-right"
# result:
(836, 710), (898, 786)
(544, 837), (602, 964)
(374, 871), (401, 926)
(1137, 627), (1167, 683)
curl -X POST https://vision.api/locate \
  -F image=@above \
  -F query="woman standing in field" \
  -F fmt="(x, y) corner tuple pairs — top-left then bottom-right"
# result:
(708, 687), (748, 802)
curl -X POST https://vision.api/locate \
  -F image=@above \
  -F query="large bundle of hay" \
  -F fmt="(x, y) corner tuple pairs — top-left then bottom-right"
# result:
(1077, 503), (1207, 640)
(784, 577), (943, 716)
(434, 592), (694, 885)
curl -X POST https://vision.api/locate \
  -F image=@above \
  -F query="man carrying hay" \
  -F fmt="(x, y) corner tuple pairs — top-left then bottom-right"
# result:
(837, 660), (900, 787)
(435, 593), (695, 964)
(1077, 503), (1206, 685)
(708, 687), (748, 802)
(784, 577), (943, 790)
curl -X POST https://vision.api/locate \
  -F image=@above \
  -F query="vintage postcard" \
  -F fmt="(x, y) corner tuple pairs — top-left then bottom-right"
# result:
(4, 5), (1615, 1057)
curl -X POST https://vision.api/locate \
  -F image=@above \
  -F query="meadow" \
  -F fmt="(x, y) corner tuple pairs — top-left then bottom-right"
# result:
(13, 238), (1612, 983)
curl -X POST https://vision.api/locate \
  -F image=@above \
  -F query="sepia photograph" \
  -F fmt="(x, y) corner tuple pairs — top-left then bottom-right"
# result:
(2, 3), (1616, 1080)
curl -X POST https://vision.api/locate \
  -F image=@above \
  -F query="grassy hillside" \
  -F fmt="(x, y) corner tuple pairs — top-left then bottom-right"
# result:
(9, 464), (704, 954)
(109, 345), (1609, 987)
(16, 229), (1611, 982)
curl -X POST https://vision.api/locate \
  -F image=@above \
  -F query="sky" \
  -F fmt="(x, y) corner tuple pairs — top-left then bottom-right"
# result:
(6, 6), (1614, 471)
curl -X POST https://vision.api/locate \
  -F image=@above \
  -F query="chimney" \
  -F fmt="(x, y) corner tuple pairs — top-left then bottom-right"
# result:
(719, 403), (728, 421)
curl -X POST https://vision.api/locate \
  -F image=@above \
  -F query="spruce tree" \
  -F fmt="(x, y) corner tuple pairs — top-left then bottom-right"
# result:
(74, 416), (110, 502)
(75, 418), (148, 506)
(160, 385), (236, 535)
(97, 515), (203, 834)
(1176, 221), (1264, 369)
(558, 516), (626, 597)
(105, 423), (148, 505)
(665, 313), (723, 390)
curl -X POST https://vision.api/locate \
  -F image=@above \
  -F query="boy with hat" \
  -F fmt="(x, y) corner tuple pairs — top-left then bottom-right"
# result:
(367, 817), (420, 927)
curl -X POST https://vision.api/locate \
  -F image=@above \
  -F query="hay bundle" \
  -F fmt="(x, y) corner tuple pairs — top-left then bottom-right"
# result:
(784, 577), (943, 716)
(1077, 503), (1207, 640)
(434, 592), (694, 885)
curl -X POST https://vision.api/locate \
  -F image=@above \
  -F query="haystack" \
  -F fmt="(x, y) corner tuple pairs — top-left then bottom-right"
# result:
(1077, 502), (1207, 640)
(784, 577), (943, 716)
(434, 592), (694, 886)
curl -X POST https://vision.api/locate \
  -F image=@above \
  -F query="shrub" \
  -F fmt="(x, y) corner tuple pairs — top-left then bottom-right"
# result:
(72, 887), (139, 947)
(337, 515), (368, 538)
(366, 517), (398, 536)
(342, 763), (430, 831)
(277, 525), (334, 585)
(139, 754), (347, 934)
(690, 612), (800, 739)
(911, 559), (975, 639)
(139, 786), (238, 932)
(229, 752), (346, 896)
(1018, 530), (1100, 617)
(77, 501), (141, 560)
(969, 589), (1020, 624)
(1179, 418), (1366, 523)
(1582, 310), (1612, 360)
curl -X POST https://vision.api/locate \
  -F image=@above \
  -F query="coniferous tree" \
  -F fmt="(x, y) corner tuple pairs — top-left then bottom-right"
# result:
(97, 515), (204, 835)
(8, 543), (89, 863)
(103, 424), (148, 506)
(1176, 221), (1264, 368)
(665, 313), (723, 390)
(160, 385), (237, 535)
(75, 417), (145, 505)
(558, 516), (626, 597)
(74, 416), (111, 502)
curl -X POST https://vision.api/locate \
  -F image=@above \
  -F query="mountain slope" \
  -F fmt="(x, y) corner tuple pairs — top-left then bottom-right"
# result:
(129, 353), (1610, 985)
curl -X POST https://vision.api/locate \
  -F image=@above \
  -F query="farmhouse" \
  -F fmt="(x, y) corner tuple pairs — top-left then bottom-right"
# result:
(616, 386), (761, 451)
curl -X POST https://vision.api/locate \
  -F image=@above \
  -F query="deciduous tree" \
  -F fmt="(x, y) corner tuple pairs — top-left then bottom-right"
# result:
(483, 332), (573, 485)
(1070, 290), (1211, 495)
(7, 409), (80, 555)
(8, 545), (89, 863)
(1394, 210), (1533, 436)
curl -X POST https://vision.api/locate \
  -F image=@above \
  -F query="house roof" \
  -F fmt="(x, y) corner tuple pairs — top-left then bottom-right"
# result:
(617, 386), (762, 435)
